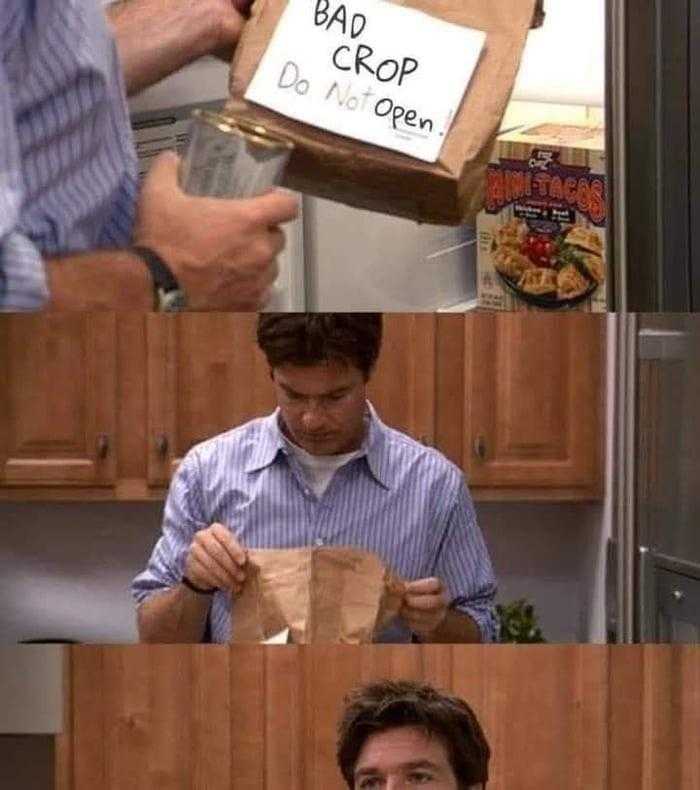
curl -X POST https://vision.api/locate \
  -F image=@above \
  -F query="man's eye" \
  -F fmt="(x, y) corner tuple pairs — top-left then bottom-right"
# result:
(357, 778), (382, 789)
(407, 771), (435, 784)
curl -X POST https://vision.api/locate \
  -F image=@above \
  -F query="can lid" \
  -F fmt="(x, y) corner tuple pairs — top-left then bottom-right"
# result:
(192, 109), (294, 152)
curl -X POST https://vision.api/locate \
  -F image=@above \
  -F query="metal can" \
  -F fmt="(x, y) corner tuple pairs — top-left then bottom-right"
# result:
(178, 109), (294, 198)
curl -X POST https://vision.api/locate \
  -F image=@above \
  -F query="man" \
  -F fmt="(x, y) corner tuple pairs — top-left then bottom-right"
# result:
(0, 0), (297, 310)
(132, 314), (497, 643)
(336, 680), (490, 789)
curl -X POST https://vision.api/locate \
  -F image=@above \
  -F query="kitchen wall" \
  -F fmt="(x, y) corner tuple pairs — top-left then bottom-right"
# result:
(0, 502), (160, 644)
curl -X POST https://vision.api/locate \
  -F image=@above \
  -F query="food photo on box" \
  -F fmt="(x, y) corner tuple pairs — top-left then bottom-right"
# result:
(477, 123), (606, 312)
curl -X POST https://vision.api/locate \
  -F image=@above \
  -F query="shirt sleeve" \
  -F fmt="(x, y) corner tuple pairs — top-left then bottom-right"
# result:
(434, 479), (499, 643)
(0, 58), (50, 311)
(131, 451), (209, 605)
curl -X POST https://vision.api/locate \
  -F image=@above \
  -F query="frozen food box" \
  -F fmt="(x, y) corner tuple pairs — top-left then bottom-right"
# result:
(477, 123), (607, 311)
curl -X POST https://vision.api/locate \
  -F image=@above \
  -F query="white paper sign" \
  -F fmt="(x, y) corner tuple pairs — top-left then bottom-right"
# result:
(245, 0), (486, 163)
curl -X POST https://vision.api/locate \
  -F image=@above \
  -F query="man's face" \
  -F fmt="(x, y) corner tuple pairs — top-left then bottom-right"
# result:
(352, 726), (460, 789)
(271, 360), (367, 455)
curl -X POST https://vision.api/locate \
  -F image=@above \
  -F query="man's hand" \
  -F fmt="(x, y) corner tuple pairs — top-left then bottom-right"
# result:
(108, 0), (251, 95)
(400, 577), (449, 641)
(134, 151), (298, 310)
(184, 522), (248, 594)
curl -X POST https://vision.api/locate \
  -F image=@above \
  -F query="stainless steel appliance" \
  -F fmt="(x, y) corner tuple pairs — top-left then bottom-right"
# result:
(611, 314), (700, 642)
(608, 0), (700, 311)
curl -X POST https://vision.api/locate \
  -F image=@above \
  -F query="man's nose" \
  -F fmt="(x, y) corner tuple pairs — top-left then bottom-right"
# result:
(301, 403), (326, 431)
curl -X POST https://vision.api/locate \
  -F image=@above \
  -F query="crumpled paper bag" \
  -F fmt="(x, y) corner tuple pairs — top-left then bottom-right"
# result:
(227, 0), (542, 224)
(230, 546), (406, 643)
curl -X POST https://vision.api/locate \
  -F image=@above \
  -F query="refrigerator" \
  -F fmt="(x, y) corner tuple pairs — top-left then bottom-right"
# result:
(608, 0), (700, 311)
(124, 0), (606, 311)
(611, 314), (700, 643)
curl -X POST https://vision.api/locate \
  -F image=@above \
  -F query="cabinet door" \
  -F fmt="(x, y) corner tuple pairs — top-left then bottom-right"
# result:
(146, 314), (276, 485)
(437, 313), (604, 497)
(368, 314), (436, 444)
(0, 315), (117, 486)
(464, 313), (603, 494)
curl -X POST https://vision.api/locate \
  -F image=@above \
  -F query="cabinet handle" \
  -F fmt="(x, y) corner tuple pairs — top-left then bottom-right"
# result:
(473, 435), (487, 461)
(155, 434), (169, 458)
(96, 434), (110, 459)
(671, 589), (685, 603)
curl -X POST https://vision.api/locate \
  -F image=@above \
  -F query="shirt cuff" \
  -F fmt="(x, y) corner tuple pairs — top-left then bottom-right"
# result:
(0, 231), (49, 311)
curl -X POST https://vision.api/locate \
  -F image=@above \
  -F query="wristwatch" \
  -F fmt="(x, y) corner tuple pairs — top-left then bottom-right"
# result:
(132, 245), (187, 312)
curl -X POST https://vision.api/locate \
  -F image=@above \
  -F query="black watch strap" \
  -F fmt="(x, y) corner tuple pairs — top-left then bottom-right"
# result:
(131, 245), (183, 309)
(132, 245), (179, 291)
(181, 575), (217, 595)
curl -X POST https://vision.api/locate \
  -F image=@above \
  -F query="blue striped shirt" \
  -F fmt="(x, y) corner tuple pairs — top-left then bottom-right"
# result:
(132, 405), (498, 643)
(0, 0), (138, 310)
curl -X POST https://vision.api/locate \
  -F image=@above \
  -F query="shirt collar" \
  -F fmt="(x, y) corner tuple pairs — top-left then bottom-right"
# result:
(244, 403), (395, 490)
(362, 402), (394, 490)
(244, 411), (287, 473)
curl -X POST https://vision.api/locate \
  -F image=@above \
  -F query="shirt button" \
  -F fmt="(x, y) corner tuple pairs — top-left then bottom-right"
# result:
(314, 538), (324, 547)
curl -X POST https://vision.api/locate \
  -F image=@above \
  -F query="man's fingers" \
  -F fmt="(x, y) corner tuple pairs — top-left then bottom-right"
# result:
(149, 150), (181, 185)
(210, 522), (247, 566)
(196, 535), (245, 583)
(405, 577), (443, 595)
(191, 542), (239, 587)
(403, 593), (445, 612)
(189, 553), (230, 591)
(239, 190), (299, 227)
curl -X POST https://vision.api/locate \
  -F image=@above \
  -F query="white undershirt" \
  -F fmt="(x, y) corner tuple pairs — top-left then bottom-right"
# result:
(284, 439), (362, 499)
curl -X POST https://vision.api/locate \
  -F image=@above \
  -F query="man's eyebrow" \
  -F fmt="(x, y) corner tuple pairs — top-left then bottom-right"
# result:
(279, 383), (351, 397)
(399, 760), (441, 772)
(354, 759), (442, 777)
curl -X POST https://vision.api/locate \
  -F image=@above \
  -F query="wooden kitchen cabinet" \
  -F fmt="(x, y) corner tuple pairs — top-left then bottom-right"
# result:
(146, 314), (276, 485)
(436, 313), (604, 499)
(0, 314), (117, 487)
(367, 313), (436, 443)
(0, 313), (603, 501)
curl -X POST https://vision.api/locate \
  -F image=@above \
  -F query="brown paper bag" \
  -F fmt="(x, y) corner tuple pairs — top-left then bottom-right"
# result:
(231, 546), (406, 644)
(228, 0), (540, 224)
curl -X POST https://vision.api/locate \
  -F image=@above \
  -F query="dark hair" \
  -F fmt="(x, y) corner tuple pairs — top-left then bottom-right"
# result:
(337, 680), (490, 788)
(256, 314), (383, 380)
